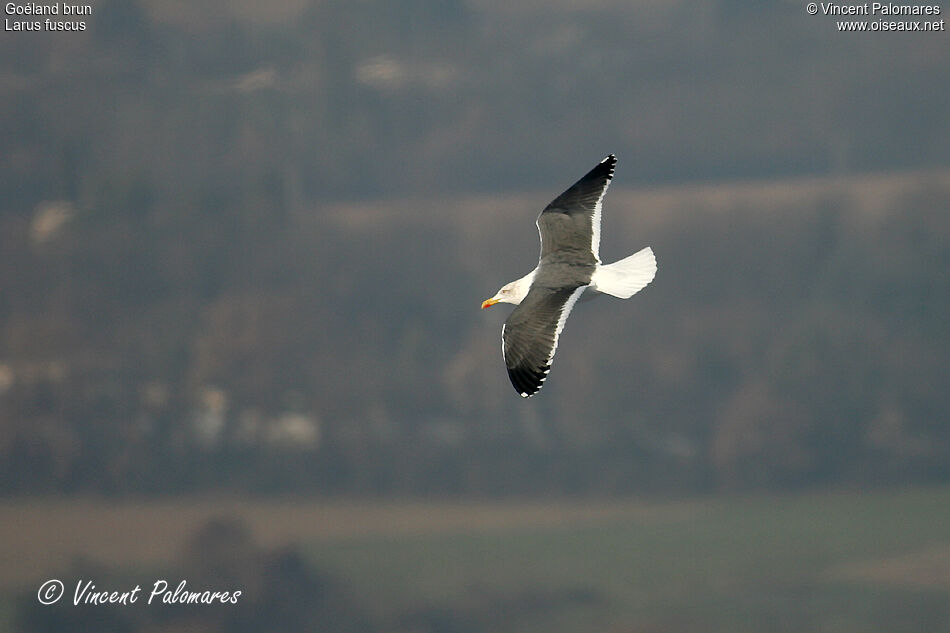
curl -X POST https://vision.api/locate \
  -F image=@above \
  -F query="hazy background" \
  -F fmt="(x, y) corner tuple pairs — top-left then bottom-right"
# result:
(2, 0), (950, 631)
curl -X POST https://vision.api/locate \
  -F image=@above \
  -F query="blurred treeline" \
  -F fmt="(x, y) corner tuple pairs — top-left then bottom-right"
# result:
(1, 0), (949, 495)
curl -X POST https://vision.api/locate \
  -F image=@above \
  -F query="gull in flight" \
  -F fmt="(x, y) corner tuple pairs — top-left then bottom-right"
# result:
(481, 155), (657, 397)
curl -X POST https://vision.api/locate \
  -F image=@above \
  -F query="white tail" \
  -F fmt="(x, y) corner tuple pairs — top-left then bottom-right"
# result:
(590, 247), (657, 299)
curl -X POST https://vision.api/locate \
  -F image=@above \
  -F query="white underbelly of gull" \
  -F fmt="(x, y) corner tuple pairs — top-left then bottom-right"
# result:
(481, 154), (657, 398)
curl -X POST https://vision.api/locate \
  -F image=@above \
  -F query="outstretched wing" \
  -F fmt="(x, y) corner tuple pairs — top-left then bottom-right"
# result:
(502, 285), (587, 398)
(536, 154), (615, 262)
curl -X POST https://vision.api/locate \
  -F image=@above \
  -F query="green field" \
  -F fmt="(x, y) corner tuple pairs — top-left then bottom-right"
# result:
(4, 488), (950, 633)
(306, 488), (950, 633)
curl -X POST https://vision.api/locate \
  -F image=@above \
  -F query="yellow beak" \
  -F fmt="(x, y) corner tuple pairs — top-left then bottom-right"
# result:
(481, 298), (499, 309)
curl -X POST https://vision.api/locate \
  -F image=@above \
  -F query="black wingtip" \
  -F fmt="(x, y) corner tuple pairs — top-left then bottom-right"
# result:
(507, 364), (549, 398)
(599, 154), (617, 180)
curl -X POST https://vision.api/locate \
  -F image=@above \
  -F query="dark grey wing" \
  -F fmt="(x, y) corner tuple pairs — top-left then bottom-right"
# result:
(502, 285), (587, 398)
(536, 154), (615, 262)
